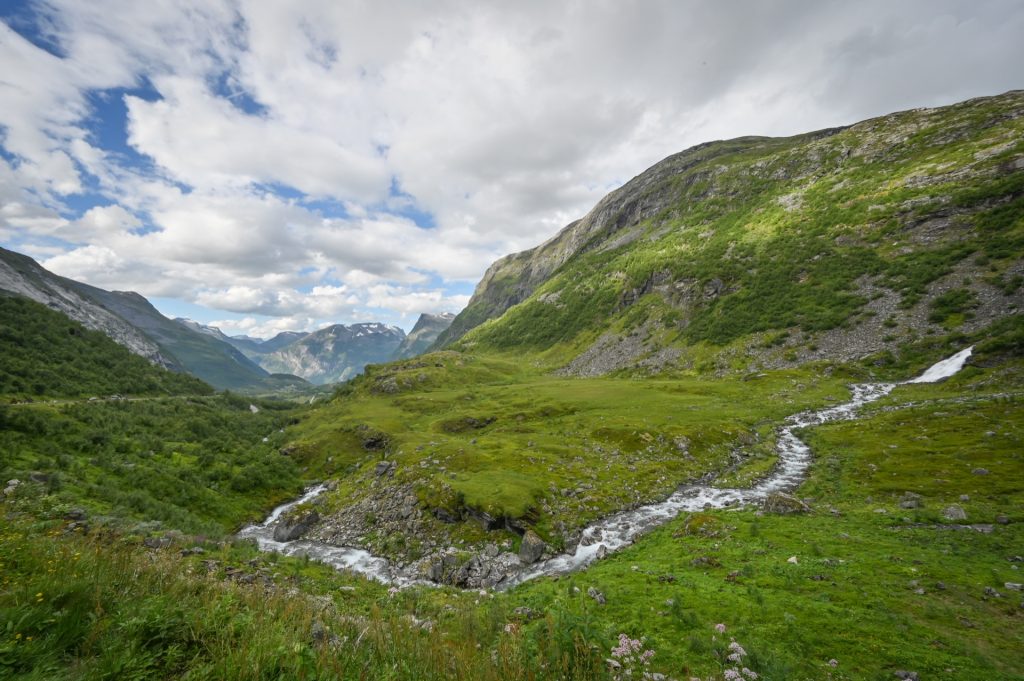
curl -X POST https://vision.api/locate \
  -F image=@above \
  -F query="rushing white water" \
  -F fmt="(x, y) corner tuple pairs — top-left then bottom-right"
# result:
(904, 346), (973, 384)
(240, 347), (972, 589)
(237, 483), (418, 586)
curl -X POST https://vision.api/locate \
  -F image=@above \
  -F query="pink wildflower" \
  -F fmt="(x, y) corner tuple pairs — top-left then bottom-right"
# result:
(714, 623), (727, 634)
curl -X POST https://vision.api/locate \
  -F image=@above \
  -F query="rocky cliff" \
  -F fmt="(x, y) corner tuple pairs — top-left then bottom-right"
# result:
(393, 313), (455, 359)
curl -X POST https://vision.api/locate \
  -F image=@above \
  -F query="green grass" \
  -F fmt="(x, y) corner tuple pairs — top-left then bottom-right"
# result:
(0, 394), (306, 535)
(298, 352), (853, 552)
(0, 516), (610, 681)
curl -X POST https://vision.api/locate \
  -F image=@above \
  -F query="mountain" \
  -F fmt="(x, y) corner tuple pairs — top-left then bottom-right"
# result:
(0, 247), (173, 368)
(0, 247), (304, 391)
(437, 90), (1024, 374)
(258, 331), (310, 354)
(258, 323), (405, 384)
(392, 312), (455, 359)
(0, 294), (211, 398)
(62, 281), (279, 391)
(176, 317), (240, 345)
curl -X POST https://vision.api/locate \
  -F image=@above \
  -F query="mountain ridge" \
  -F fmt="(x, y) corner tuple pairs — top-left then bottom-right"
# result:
(0, 247), (301, 391)
(258, 322), (406, 384)
(436, 90), (1024, 374)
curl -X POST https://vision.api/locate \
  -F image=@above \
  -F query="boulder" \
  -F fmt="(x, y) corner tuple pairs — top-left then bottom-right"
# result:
(898, 492), (923, 509)
(762, 492), (811, 514)
(518, 530), (546, 565)
(274, 509), (320, 542)
(64, 508), (87, 521)
(943, 504), (967, 521)
(587, 586), (606, 605)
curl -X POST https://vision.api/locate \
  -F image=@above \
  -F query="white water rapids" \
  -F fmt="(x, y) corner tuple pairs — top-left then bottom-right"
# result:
(239, 347), (973, 590)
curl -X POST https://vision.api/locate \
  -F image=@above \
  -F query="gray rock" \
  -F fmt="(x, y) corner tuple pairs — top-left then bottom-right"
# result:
(143, 536), (172, 549)
(898, 492), (923, 509)
(762, 492), (811, 514)
(1005, 582), (1023, 591)
(971, 468), (990, 475)
(996, 514), (1010, 525)
(596, 544), (609, 560)
(943, 504), (967, 521)
(64, 508), (87, 521)
(519, 530), (546, 565)
(29, 472), (51, 484)
(587, 586), (606, 605)
(311, 621), (327, 644)
(374, 461), (396, 477)
(894, 672), (919, 681)
(274, 509), (320, 542)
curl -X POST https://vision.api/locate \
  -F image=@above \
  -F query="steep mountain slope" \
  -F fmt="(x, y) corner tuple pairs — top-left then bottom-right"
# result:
(439, 91), (1024, 374)
(0, 294), (211, 398)
(258, 323), (405, 384)
(392, 312), (455, 359)
(0, 247), (304, 391)
(0, 247), (173, 368)
(63, 281), (278, 390)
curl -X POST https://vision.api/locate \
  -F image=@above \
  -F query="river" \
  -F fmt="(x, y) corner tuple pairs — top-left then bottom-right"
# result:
(239, 347), (973, 589)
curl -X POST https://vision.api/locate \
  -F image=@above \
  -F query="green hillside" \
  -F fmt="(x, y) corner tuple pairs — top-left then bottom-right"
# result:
(0, 295), (211, 400)
(445, 92), (1024, 377)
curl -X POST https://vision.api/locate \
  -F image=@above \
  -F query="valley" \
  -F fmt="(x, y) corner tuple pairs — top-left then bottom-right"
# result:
(2, 91), (1023, 680)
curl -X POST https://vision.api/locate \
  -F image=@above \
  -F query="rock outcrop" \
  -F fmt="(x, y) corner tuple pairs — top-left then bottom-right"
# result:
(274, 509), (321, 542)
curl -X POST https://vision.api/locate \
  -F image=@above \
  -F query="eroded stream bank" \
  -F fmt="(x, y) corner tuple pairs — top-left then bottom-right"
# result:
(239, 348), (974, 590)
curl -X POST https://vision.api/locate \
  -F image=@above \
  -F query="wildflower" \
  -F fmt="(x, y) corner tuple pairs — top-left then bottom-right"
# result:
(387, 586), (399, 599)
(727, 639), (748, 663)
(741, 668), (758, 679)
(828, 659), (839, 668)
(714, 623), (727, 634)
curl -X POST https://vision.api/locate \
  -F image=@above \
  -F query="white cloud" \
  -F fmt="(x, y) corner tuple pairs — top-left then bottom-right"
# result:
(2, 0), (1023, 330)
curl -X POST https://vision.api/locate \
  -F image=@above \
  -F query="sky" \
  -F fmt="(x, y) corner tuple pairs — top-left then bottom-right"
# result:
(0, 1), (1021, 338)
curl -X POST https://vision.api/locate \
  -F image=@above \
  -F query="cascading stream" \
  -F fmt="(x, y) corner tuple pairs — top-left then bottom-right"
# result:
(239, 347), (973, 589)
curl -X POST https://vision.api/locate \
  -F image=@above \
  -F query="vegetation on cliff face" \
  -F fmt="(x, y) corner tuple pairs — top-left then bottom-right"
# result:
(444, 92), (1024, 377)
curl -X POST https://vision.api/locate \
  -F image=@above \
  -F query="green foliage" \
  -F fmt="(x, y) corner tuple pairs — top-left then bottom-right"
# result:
(0, 396), (303, 534)
(0, 296), (211, 399)
(927, 288), (978, 324)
